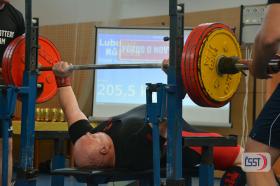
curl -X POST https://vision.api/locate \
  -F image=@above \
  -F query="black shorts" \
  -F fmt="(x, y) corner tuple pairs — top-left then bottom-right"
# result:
(0, 120), (13, 138)
(250, 84), (280, 148)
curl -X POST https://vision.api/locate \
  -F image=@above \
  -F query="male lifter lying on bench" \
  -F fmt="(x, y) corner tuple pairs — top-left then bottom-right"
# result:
(53, 61), (246, 186)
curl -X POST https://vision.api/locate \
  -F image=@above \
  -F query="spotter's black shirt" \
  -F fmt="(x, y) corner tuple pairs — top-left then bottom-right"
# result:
(0, 3), (25, 65)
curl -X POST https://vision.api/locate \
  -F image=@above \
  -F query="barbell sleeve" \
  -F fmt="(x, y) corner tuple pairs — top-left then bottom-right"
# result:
(234, 61), (279, 70)
(218, 56), (280, 74)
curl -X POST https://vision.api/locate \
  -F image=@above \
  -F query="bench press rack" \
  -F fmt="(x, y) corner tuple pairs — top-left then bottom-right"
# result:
(0, 1), (39, 185)
(0, 86), (19, 186)
(0, 0), (238, 186)
(52, 1), (238, 185)
(55, 2), (189, 185)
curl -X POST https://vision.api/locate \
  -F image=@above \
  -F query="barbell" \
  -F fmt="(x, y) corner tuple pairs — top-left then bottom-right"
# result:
(1, 23), (279, 106)
(39, 63), (165, 71)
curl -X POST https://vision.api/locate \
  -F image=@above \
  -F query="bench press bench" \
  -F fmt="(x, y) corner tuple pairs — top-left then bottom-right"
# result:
(49, 82), (238, 186)
(52, 167), (198, 186)
(51, 135), (237, 186)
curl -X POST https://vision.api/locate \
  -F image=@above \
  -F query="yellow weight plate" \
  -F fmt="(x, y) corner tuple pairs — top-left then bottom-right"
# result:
(198, 29), (241, 102)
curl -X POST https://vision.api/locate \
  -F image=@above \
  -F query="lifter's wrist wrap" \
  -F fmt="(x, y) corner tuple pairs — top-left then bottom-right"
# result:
(55, 76), (71, 87)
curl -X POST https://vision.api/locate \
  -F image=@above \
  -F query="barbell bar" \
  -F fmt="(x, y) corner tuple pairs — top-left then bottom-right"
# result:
(39, 63), (167, 71)
(37, 57), (280, 73)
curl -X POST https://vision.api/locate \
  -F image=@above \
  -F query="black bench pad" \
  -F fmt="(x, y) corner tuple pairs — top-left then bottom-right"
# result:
(51, 168), (198, 184)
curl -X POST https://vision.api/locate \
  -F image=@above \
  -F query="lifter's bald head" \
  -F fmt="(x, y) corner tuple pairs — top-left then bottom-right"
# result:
(72, 132), (115, 168)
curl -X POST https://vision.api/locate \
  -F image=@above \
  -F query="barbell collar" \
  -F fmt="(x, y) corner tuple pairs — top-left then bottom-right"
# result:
(217, 56), (240, 74)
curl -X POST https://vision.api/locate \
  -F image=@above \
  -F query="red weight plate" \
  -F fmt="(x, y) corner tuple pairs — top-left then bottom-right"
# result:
(195, 23), (233, 107)
(4, 47), (13, 84)
(181, 23), (231, 107)
(2, 35), (60, 103)
(189, 25), (213, 106)
(1, 36), (21, 85)
(1, 48), (11, 84)
(188, 24), (227, 107)
(182, 26), (204, 106)
(35, 37), (60, 103)
(7, 36), (25, 85)
(196, 23), (235, 107)
(182, 23), (215, 106)
(191, 25), (224, 107)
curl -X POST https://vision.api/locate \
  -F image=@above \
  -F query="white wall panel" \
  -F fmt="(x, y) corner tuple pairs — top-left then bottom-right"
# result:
(11, 0), (267, 25)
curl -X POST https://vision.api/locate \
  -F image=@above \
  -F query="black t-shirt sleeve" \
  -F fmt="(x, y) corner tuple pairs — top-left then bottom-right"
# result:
(268, 0), (280, 3)
(68, 119), (93, 144)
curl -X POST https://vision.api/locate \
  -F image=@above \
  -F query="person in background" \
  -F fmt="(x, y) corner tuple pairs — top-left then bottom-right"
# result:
(0, 0), (25, 185)
(242, 0), (280, 185)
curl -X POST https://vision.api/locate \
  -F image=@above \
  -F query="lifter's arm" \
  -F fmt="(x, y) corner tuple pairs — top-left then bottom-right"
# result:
(53, 62), (88, 125)
(58, 86), (88, 125)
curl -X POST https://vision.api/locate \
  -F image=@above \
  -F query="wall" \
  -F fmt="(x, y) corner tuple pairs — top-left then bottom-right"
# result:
(12, 0), (267, 26)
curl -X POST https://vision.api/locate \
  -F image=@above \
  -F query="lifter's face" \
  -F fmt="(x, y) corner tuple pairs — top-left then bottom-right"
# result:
(73, 132), (115, 168)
